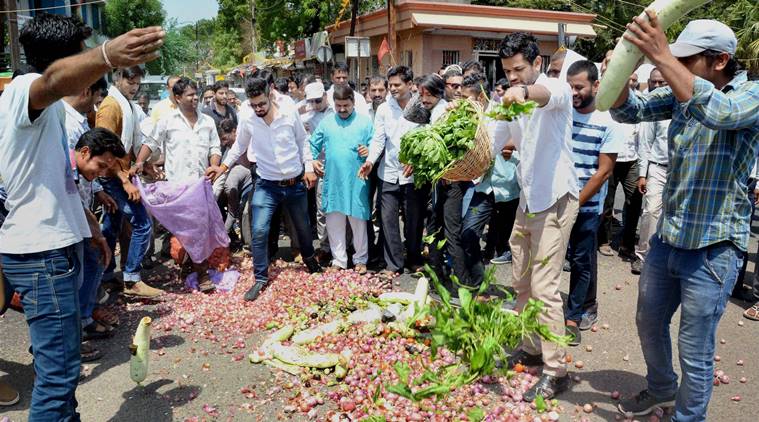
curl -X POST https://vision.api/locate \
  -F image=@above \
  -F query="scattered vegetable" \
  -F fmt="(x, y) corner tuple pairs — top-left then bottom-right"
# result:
(129, 316), (152, 385)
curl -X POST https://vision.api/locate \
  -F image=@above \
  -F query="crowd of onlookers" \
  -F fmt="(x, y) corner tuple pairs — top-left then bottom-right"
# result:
(0, 12), (757, 422)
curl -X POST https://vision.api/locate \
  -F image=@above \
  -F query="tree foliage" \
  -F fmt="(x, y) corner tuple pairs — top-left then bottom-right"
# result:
(103, 0), (166, 74)
(476, 0), (758, 73)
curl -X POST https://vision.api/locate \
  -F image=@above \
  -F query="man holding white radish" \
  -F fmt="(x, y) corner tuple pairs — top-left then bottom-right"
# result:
(608, 14), (759, 420)
(495, 32), (579, 402)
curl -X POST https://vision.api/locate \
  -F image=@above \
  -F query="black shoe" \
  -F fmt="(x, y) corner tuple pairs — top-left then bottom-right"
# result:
(244, 282), (266, 302)
(566, 324), (581, 346)
(507, 349), (544, 368)
(631, 258), (643, 275)
(618, 390), (676, 416)
(304, 256), (322, 274)
(618, 247), (636, 261)
(523, 373), (570, 402)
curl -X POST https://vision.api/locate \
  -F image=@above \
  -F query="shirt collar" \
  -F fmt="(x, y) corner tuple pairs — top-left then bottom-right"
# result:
(723, 71), (748, 93)
(63, 100), (87, 125)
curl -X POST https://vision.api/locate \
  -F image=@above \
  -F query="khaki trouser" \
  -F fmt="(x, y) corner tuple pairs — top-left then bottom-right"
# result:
(635, 163), (667, 262)
(510, 194), (578, 377)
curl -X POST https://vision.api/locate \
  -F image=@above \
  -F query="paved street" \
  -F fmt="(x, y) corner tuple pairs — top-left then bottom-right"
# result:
(2, 217), (759, 421)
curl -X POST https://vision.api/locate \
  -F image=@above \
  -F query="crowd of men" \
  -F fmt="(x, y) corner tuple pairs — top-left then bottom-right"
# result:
(0, 12), (757, 422)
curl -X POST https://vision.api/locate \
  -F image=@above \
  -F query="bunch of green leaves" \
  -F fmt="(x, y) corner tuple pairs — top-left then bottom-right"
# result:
(426, 265), (569, 381)
(485, 100), (538, 121)
(399, 101), (479, 188)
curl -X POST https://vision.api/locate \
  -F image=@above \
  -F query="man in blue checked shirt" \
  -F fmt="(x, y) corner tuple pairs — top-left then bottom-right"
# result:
(610, 15), (759, 421)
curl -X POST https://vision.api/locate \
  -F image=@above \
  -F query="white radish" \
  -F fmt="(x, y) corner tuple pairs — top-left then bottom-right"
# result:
(271, 343), (340, 368)
(596, 0), (713, 111)
(129, 316), (152, 385)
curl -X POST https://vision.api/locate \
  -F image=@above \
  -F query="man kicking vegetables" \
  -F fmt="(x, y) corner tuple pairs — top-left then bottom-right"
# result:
(496, 32), (579, 401)
(608, 15), (759, 420)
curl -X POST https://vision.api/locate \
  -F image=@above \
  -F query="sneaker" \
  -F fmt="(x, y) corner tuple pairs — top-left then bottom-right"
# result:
(566, 324), (581, 346)
(0, 381), (20, 406)
(523, 374), (570, 402)
(123, 281), (164, 298)
(618, 390), (676, 416)
(197, 272), (216, 293)
(631, 258), (643, 275)
(355, 264), (367, 275)
(507, 349), (544, 368)
(598, 244), (614, 256)
(579, 312), (598, 331)
(490, 251), (513, 265)
(244, 282), (266, 302)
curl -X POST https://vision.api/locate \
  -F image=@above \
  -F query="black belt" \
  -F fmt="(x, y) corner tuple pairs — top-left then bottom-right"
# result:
(262, 173), (303, 187)
(650, 161), (668, 168)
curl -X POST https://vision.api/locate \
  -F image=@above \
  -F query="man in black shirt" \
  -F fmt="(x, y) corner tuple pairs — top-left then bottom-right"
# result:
(202, 81), (238, 131)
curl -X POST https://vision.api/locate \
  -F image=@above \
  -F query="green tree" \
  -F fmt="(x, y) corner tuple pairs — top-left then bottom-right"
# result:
(212, 0), (252, 68)
(103, 0), (167, 74)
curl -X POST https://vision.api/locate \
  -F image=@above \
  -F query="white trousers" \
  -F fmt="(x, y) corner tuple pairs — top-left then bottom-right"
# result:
(635, 163), (667, 262)
(326, 212), (368, 268)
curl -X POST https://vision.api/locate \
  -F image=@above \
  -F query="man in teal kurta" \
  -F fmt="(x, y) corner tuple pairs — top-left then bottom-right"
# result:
(310, 84), (374, 273)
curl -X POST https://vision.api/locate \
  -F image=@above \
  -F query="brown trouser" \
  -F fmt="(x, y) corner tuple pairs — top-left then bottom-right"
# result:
(510, 194), (578, 377)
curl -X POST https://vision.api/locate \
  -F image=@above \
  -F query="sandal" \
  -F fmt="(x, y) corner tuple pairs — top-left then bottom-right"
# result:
(743, 303), (759, 321)
(93, 307), (119, 326)
(80, 341), (102, 362)
(82, 321), (114, 341)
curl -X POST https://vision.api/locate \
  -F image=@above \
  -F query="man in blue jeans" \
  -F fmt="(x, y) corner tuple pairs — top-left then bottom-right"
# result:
(218, 76), (322, 301)
(0, 13), (164, 421)
(611, 17), (759, 420)
(563, 60), (623, 346)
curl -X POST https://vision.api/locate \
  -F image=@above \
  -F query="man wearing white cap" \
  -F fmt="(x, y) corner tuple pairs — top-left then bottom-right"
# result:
(610, 15), (759, 420)
(302, 81), (335, 261)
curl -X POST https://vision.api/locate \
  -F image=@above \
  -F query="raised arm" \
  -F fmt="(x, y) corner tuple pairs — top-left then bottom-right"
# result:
(29, 27), (165, 113)
(681, 77), (759, 131)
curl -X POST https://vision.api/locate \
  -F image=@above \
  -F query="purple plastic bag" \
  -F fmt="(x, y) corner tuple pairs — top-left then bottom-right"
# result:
(136, 177), (230, 263)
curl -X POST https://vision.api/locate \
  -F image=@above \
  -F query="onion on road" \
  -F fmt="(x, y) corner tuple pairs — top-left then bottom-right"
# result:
(596, 0), (713, 111)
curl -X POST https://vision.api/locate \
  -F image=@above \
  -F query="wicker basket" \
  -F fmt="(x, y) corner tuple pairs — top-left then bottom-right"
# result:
(441, 99), (493, 182)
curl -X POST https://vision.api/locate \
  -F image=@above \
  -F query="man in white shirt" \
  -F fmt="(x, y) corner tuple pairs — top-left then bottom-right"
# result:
(631, 68), (670, 275)
(302, 82), (335, 261)
(0, 13), (163, 420)
(137, 77), (222, 292)
(359, 66), (430, 276)
(326, 62), (370, 116)
(563, 60), (624, 345)
(218, 77), (322, 301)
(495, 32), (578, 401)
(598, 76), (643, 259)
(63, 77), (122, 347)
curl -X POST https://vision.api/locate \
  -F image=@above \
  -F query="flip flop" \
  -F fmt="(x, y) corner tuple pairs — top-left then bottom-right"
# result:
(82, 321), (114, 341)
(743, 303), (759, 321)
(80, 341), (102, 362)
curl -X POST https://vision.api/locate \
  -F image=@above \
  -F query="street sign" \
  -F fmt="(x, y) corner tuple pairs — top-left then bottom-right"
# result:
(316, 46), (333, 64)
(345, 37), (370, 58)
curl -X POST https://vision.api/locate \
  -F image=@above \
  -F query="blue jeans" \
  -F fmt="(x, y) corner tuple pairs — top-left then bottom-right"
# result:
(566, 212), (601, 322)
(79, 240), (104, 326)
(250, 179), (315, 284)
(100, 178), (152, 283)
(461, 192), (518, 286)
(1, 244), (83, 422)
(638, 236), (743, 422)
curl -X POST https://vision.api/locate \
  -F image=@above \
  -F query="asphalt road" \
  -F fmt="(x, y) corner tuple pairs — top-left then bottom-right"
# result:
(2, 220), (759, 421)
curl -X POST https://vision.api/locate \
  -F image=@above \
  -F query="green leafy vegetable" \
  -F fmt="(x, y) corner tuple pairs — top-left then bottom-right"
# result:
(485, 100), (538, 121)
(399, 101), (479, 188)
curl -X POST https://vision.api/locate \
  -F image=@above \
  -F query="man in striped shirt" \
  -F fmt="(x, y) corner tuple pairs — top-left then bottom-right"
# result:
(564, 60), (623, 346)
(612, 17), (759, 419)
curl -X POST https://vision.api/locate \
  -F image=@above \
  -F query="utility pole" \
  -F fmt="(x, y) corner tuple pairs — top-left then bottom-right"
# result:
(250, 0), (256, 60)
(5, 0), (21, 70)
(387, 0), (396, 65)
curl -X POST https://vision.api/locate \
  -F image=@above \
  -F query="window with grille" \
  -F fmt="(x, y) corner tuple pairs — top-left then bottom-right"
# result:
(442, 50), (460, 66)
